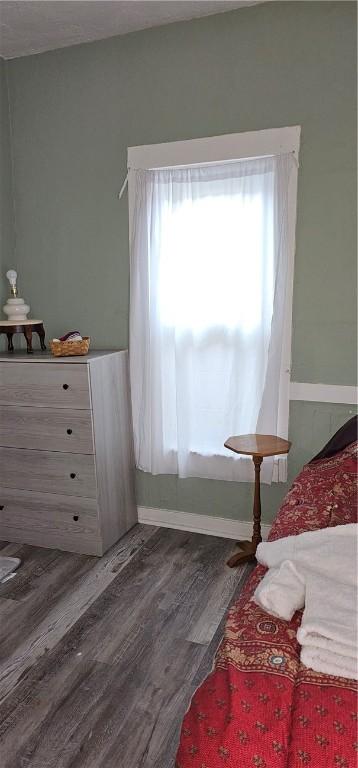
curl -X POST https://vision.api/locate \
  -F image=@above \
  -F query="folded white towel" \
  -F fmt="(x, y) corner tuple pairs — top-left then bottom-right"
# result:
(301, 646), (358, 681)
(253, 560), (305, 621)
(253, 524), (358, 680)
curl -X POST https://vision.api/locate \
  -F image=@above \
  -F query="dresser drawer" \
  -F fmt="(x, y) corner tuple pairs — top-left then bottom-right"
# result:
(0, 363), (90, 408)
(0, 406), (94, 453)
(0, 448), (97, 497)
(0, 488), (101, 556)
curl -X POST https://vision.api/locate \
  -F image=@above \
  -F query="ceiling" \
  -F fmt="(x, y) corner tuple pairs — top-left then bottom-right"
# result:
(0, 0), (262, 60)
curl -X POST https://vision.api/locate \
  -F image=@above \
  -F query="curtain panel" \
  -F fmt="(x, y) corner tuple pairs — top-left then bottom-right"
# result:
(129, 154), (295, 483)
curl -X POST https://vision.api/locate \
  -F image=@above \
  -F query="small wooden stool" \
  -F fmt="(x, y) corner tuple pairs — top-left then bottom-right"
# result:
(0, 321), (46, 354)
(224, 434), (291, 567)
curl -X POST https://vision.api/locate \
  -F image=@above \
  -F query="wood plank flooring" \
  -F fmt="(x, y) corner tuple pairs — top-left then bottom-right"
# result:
(0, 525), (252, 768)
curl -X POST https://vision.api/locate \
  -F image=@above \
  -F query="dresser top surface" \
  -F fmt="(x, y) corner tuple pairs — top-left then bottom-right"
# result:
(0, 350), (126, 363)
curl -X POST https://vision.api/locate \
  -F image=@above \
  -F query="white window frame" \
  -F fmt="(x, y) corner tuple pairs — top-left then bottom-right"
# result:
(128, 126), (301, 481)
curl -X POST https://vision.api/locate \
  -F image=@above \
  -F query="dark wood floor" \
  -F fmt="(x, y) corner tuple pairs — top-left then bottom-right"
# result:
(0, 525), (252, 768)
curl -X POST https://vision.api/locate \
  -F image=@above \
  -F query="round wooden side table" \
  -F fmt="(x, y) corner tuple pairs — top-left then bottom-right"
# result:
(0, 320), (46, 353)
(224, 433), (291, 567)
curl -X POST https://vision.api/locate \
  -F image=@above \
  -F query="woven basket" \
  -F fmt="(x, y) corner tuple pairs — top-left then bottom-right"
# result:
(50, 337), (90, 357)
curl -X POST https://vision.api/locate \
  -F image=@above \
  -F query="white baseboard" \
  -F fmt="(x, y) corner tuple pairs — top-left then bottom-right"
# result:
(138, 506), (271, 541)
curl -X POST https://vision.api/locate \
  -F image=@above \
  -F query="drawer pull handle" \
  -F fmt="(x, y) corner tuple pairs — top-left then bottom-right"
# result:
(73, 515), (79, 522)
(0, 505), (4, 511)
(63, 384), (69, 390)
(67, 428), (73, 435)
(70, 472), (76, 479)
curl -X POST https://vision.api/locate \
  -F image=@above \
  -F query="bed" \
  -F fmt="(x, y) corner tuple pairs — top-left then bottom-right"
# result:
(176, 418), (357, 768)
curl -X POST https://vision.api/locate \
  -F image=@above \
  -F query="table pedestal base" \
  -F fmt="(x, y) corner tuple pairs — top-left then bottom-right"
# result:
(227, 540), (257, 568)
(227, 454), (263, 568)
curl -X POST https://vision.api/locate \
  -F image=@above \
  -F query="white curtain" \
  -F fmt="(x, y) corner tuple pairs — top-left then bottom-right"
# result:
(129, 154), (294, 483)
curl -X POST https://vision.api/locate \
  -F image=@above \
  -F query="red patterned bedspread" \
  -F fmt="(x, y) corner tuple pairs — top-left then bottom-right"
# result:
(176, 442), (358, 768)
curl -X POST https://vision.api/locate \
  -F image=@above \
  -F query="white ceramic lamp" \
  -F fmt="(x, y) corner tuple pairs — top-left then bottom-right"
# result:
(3, 270), (31, 323)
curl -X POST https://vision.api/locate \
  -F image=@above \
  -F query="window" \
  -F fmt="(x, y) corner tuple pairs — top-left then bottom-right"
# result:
(128, 127), (300, 483)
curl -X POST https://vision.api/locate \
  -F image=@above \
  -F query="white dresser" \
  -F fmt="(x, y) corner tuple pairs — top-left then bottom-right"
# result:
(0, 350), (137, 555)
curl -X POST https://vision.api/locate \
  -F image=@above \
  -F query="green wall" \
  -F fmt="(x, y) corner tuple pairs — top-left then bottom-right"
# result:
(0, 59), (15, 307)
(4, 2), (357, 522)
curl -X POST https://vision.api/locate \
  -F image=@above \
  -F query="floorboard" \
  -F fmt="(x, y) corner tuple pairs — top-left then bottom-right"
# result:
(0, 525), (252, 768)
